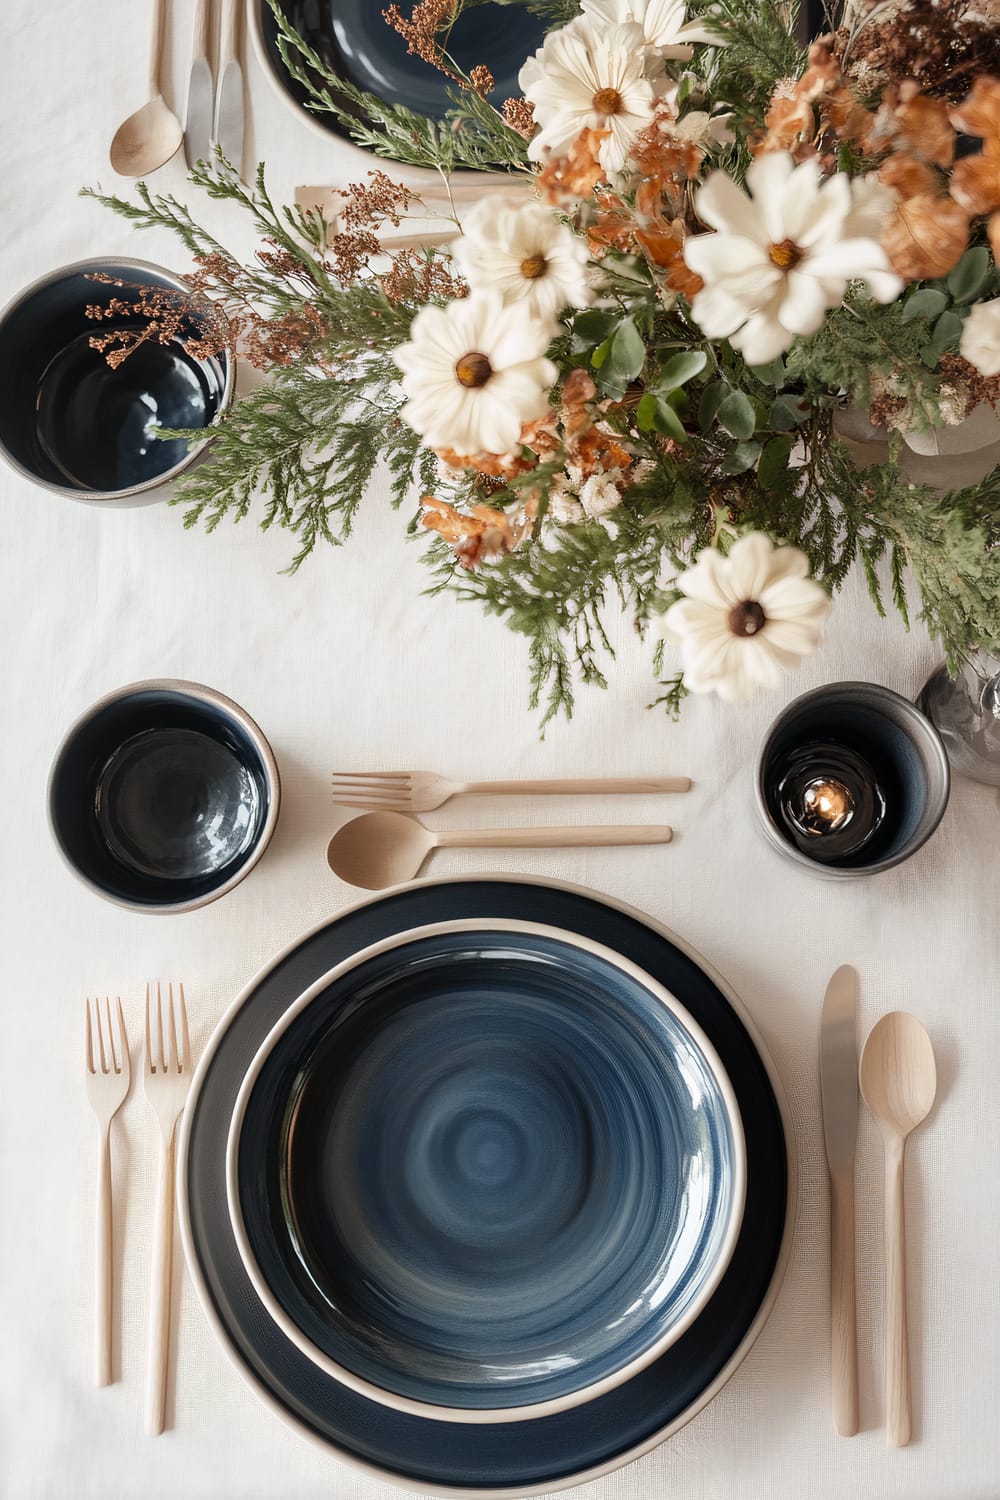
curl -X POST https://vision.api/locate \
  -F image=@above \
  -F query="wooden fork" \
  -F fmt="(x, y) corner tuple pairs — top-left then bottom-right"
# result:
(331, 770), (691, 814)
(85, 996), (130, 1387)
(142, 982), (192, 1436)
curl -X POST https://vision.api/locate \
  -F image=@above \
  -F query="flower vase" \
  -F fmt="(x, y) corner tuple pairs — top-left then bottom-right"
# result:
(918, 653), (1000, 787)
(832, 403), (1000, 488)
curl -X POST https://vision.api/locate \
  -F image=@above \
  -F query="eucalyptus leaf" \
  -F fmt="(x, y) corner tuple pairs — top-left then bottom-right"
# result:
(652, 398), (688, 441)
(698, 382), (727, 431)
(657, 351), (708, 389)
(720, 440), (762, 474)
(591, 335), (613, 370)
(748, 356), (785, 387)
(758, 434), (794, 488)
(636, 391), (658, 431)
(573, 309), (618, 346)
(901, 288), (948, 323)
(717, 389), (756, 440)
(608, 318), (646, 382)
(947, 247), (991, 305)
(768, 394), (808, 431)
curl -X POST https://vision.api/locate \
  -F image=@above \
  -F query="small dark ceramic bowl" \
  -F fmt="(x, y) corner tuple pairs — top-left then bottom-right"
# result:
(756, 681), (950, 878)
(49, 680), (280, 913)
(0, 258), (232, 506)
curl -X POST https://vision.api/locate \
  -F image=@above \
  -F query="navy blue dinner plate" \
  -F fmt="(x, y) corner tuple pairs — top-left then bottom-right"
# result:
(257, 1), (546, 139)
(235, 924), (745, 1416)
(181, 879), (790, 1493)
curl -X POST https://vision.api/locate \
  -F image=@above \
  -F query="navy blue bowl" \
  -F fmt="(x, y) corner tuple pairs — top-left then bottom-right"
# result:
(0, 258), (232, 505)
(48, 680), (280, 912)
(230, 923), (745, 1420)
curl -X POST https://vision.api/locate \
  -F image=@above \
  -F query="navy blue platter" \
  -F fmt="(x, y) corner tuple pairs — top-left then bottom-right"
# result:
(258, 1), (546, 135)
(234, 925), (745, 1416)
(181, 879), (790, 1493)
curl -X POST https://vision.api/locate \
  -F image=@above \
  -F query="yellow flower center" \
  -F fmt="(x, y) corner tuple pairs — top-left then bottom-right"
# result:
(519, 253), (548, 280)
(728, 599), (767, 637)
(592, 87), (623, 116)
(455, 351), (493, 389)
(768, 238), (803, 270)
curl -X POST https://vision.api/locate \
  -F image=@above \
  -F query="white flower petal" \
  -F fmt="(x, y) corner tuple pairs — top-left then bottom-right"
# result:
(778, 270), (830, 336)
(960, 298), (1000, 377)
(729, 306), (793, 362)
(695, 169), (770, 242)
(745, 152), (798, 242)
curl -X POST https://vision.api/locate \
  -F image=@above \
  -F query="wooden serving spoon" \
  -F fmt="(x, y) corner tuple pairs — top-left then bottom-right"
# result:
(326, 810), (673, 890)
(110, 0), (183, 176)
(859, 1011), (937, 1447)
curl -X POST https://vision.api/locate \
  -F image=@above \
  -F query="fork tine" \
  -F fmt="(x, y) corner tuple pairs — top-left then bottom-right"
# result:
(105, 997), (119, 1074)
(115, 996), (129, 1078)
(145, 982), (153, 1073)
(179, 982), (191, 1072)
(331, 772), (411, 784)
(86, 998), (96, 1074)
(96, 1001), (108, 1074)
(156, 981), (165, 1074)
(166, 983), (179, 1073)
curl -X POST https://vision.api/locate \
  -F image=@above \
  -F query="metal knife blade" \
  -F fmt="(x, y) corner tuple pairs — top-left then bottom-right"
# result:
(821, 964), (859, 1173)
(184, 56), (214, 168)
(214, 59), (245, 175)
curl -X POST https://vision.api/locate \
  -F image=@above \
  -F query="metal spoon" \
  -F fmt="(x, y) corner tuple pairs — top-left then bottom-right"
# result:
(110, 0), (183, 176)
(859, 1011), (937, 1447)
(326, 810), (673, 890)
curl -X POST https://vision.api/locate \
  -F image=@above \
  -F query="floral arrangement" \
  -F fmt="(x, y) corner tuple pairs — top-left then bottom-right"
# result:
(91, 0), (1000, 722)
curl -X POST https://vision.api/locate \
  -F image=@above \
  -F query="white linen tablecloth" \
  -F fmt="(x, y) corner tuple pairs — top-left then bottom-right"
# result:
(2, 3), (999, 1496)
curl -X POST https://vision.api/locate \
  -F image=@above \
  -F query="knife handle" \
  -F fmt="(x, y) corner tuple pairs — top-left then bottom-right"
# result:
(830, 1169), (859, 1436)
(219, 0), (239, 70)
(193, 0), (211, 63)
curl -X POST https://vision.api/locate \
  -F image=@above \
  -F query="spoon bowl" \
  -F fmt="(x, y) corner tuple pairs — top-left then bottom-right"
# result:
(859, 1010), (937, 1447)
(110, 95), (183, 176)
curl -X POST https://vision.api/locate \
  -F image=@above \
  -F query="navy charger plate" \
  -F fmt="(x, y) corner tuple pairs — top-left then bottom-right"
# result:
(235, 925), (745, 1415)
(181, 879), (790, 1493)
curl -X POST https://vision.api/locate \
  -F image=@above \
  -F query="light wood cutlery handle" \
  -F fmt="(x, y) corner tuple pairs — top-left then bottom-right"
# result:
(193, 0), (211, 61)
(884, 1139), (911, 1446)
(463, 777), (691, 796)
(219, 0), (239, 69)
(150, 0), (170, 94)
(145, 1125), (177, 1436)
(830, 1170), (858, 1436)
(94, 1125), (113, 1388)
(435, 825), (673, 849)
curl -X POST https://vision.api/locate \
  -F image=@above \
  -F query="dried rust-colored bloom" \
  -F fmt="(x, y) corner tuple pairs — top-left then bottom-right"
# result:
(880, 188), (969, 279)
(383, 0), (493, 93)
(949, 77), (1000, 249)
(752, 41), (871, 159)
(468, 64), (495, 98)
(502, 96), (536, 139)
(835, 0), (998, 102)
(85, 273), (233, 370)
(421, 495), (533, 568)
(537, 127), (608, 204)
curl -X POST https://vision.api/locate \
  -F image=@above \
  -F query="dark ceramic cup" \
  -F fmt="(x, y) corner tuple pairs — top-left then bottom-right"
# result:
(755, 682), (950, 878)
(0, 258), (232, 505)
(49, 681), (280, 913)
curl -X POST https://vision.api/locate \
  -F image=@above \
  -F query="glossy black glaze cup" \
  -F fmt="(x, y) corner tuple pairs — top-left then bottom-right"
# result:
(755, 682), (950, 878)
(0, 258), (232, 505)
(49, 681), (280, 913)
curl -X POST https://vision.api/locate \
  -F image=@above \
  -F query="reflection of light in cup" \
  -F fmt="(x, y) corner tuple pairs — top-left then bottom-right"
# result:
(0, 258), (232, 505)
(756, 683), (950, 878)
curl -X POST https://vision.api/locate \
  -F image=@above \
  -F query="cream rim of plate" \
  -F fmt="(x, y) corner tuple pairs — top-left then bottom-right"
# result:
(225, 916), (749, 1425)
(177, 875), (797, 1495)
(246, 0), (521, 193)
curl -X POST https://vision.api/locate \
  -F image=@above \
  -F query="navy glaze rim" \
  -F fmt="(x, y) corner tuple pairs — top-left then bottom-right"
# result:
(178, 877), (793, 1495)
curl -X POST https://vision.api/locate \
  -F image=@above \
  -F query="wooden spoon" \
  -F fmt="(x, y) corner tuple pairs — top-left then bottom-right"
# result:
(327, 810), (673, 890)
(110, 0), (183, 176)
(859, 1011), (937, 1447)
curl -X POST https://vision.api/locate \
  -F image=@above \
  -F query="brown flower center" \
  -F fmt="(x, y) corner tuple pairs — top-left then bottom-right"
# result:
(455, 351), (493, 389)
(592, 87), (623, 116)
(727, 599), (767, 636)
(519, 253), (548, 280)
(768, 238), (803, 270)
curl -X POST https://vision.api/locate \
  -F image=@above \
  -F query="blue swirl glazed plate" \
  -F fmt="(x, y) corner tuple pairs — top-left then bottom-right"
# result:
(179, 878), (791, 1494)
(227, 921), (747, 1421)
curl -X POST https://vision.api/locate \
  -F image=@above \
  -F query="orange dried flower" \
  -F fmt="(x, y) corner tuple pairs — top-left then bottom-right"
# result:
(881, 193), (969, 280)
(879, 153), (939, 200)
(950, 76), (1000, 143)
(421, 496), (532, 568)
(501, 97), (536, 139)
(537, 128), (608, 204)
(950, 154), (1000, 216)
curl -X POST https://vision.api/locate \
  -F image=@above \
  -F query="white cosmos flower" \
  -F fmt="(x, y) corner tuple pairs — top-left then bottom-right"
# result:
(959, 297), (1000, 377)
(393, 293), (557, 457)
(519, 16), (661, 179)
(451, 198), (593, 322)
(581, 0), (724, 60)
(684, 154), (903, 364)
(662, 533), (831, 702)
